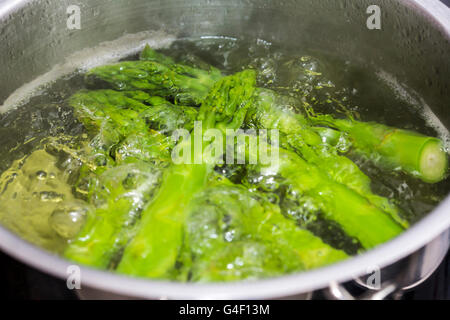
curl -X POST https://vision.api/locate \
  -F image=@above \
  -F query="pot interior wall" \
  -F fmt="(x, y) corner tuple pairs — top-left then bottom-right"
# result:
(0, 0), (449, 127)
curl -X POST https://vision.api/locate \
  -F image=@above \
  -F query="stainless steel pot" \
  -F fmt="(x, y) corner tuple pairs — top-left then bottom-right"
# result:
(0, 0), (449, 299)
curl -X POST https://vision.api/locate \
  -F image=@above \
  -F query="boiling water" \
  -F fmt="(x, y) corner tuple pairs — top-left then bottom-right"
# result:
(0, 37), (448, 256)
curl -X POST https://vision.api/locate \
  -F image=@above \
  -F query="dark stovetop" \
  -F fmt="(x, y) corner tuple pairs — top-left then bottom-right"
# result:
(0, 250), (449, 300)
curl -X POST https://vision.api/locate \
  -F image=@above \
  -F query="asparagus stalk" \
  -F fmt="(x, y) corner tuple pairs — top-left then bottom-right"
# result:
(240, 136), (406, 249)
(65, 90), (180, 268)
(66, 89), (197, 268)
(275, 151), (405, 249)
(86, 56), (222, 106)
(309, 115), (448, 183)
(69, 89), (198, 138)
(93, 46), (448, 184)
(69, 89), (196, 164)
(116, 70), (257, 277)
(116, 162), (210, 277)
(84, 49), (410, 226)
(69, 76), (349, 277)
(64, 161), (163, 268)
(186, 180), (348, 281)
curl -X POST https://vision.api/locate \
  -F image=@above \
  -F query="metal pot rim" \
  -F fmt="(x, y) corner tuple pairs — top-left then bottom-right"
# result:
(0, 0), (449, 299)
(1, 196), (449, 299)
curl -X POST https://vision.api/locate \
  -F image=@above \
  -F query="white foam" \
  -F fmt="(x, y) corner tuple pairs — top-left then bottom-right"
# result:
(376, 69), (450, 150)
(0, 30), (176, 114)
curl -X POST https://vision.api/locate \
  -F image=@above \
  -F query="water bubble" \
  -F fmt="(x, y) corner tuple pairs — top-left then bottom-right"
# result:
(115, 81), (126, 90)
(36, 170), (47, 180)
(40, 191), (64, 202)
(122, 173), (137, 190)
(266, 193), (280, 204)
(259, 176), (279, 192)
(49, 201), (89, 238)
(224, 230), (235, 242)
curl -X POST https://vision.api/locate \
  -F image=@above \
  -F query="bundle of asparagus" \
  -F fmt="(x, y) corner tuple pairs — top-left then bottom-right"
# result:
(67, 70), (348, 279)
(54, 45), (448, 280)
(88, 45), (448, 184)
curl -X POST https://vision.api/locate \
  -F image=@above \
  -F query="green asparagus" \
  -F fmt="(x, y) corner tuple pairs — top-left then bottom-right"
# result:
(52, 44), (448, 280)
(307, 113), (448, 183)
(185, 180), (348, 281)
(86, 46), (447, 185)
(84, 49), (409, 226)
(78, 64), (408, 250)
(116, 70), (256, 277)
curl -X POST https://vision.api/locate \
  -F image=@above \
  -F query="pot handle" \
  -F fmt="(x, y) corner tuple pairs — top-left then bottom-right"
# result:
(325, 281), (401, 300)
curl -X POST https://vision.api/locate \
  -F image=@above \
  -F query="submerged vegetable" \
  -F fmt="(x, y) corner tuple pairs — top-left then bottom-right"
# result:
(229, 133), (406, 249)
(86, 56), (222, 105)
(116, 70), (256, 277)
(1, 42), (447, 282)
(249, 88), (407, 228)
(117, 71), (351, 278)
(64, 161), (163, 268)
(75, 53), (407, 265)
(185, 180), (348, 281)
(87, 45), (447, 185)
(86, 48), (439, 236)
(307, 115), (448, 183)
(64, 90), (179, 268)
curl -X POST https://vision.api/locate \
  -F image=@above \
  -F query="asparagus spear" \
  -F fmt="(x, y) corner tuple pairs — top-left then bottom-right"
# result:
(274, 149), (405, 249)
(116, 70), (257, 278)
(84, 49), (408, 225)
(239, 135), (406, 249)
(64, 160), (163, 268)
(69, 89), (197, 167)
(86, 57), (222, 105)
(70, 89), (198, 136)
(307, 114), (448, 183)
(85, 57), (409, 243)
(70, 89), (149, 136)
(89, 46), (448, 184)
(152, 70), (404, 250)
(68, 78), (349, 276)
(185, 180), (348, 281)
(65, 91), (182, 268)
(116, 162), (210, 277)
